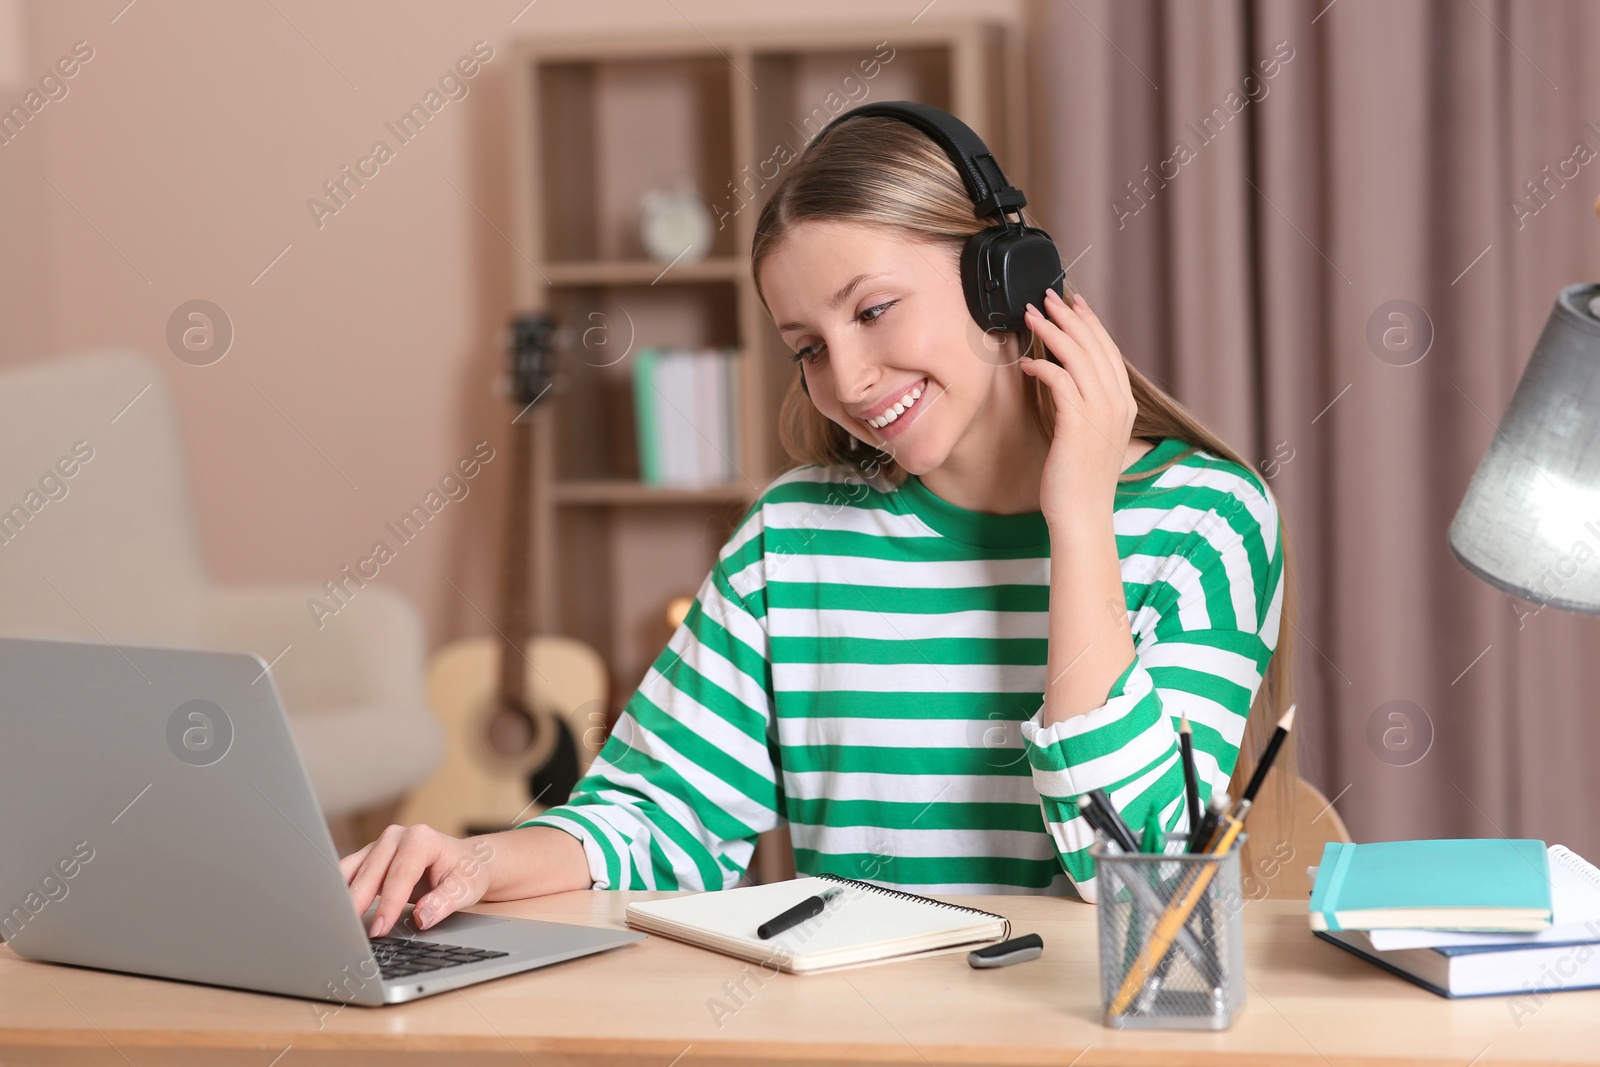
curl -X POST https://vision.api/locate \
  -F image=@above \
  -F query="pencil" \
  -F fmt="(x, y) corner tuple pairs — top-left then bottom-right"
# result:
(1240, 704), (1296, 806)
(1109, 812), (1247, 1016)
(1178, 714), (1201, 838)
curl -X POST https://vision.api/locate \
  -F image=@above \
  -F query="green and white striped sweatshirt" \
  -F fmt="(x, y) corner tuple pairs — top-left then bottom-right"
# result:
(523, 435), (1284, 903)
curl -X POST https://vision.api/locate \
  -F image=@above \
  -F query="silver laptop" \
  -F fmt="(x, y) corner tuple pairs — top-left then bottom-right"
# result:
(0, 635), (642, 1006)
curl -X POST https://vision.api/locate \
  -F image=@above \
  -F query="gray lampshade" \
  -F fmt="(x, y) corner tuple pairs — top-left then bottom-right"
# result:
(1450, 283), (1600, 613)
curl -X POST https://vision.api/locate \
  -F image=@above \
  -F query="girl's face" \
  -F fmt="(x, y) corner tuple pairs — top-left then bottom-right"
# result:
(761, 220), (1022, 476)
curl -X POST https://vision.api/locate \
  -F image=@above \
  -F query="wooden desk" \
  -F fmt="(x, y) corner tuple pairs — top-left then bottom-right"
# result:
(2, 892), (1597, 1066)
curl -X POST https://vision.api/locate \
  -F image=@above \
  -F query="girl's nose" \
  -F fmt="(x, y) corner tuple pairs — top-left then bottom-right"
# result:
(825, 340), (878, 405)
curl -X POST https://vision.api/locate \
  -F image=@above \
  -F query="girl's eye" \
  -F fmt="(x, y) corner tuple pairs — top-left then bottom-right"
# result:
(787, 300), (898, 363)
(858, 299), (897, 324)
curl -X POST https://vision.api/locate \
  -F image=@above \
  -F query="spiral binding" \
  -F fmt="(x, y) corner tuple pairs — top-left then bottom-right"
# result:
(814, 873), (1012, 939)
(1550, 844), (1600, 893)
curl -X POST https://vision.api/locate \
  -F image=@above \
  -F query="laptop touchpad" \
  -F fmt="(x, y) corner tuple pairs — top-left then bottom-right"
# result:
(411, 909), (509, 936)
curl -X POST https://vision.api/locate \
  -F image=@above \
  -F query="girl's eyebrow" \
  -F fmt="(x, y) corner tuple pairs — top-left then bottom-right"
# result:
(776, 272), (892, 332)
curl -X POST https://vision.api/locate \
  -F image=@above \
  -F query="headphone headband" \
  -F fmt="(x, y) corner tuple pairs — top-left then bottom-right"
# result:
(813, 101), (1027, 221)
(802, 100), (1063, 339)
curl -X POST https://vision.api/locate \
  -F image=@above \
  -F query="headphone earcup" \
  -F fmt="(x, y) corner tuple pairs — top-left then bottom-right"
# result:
(960, 225), (1067, 335)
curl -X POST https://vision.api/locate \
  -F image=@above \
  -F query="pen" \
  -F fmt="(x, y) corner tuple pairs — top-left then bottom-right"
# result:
(1087, 789), (1139, 853)
(756, 887), (842, 940)
(1077, 794), (1121, 853)
(1077, 793), (1116, 845)
(1178, 714), (1201, 839)
(1187, 791), (1229, 854)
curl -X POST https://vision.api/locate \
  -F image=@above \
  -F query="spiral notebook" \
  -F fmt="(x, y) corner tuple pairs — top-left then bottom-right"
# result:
(624, 874), (1011, 975)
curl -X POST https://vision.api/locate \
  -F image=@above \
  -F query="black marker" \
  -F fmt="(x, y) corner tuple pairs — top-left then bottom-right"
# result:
(1178, 714), (1201, 837)
(969, 933), (1044, 968)
(757, 887), (842, 940)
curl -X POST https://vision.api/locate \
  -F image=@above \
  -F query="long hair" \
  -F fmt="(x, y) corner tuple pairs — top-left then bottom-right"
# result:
(750, 116), (1303, 881)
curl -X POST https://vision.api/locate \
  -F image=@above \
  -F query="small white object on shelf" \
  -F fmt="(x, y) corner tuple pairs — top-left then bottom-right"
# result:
(640, 183), (714, 266)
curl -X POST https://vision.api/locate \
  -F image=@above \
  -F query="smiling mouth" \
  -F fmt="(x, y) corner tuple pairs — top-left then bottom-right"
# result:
(862, 378), (928, 429)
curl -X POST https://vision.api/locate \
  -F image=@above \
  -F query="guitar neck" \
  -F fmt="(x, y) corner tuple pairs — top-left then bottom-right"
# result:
(496, 403), (537, 707)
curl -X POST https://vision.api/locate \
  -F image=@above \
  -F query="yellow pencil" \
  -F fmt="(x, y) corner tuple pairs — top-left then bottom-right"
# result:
(1107, 812), (1246, 1016)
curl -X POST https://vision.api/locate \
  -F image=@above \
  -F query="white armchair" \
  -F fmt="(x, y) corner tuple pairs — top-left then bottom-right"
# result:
(0, 349), (442, 824)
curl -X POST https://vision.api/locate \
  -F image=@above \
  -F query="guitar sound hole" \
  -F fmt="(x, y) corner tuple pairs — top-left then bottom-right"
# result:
(486, 703), (536, 758)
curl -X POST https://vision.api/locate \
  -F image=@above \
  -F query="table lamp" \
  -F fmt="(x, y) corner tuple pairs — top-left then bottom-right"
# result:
(1448, 280), (1600, 612)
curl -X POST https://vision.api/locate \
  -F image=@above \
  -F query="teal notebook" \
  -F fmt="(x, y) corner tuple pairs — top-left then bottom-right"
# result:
(1309, 839), (1553, 933)
(631, 347), (662, 484)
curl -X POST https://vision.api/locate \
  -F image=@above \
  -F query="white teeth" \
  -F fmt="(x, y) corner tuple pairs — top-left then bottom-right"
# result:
(866, 381), (926, 430)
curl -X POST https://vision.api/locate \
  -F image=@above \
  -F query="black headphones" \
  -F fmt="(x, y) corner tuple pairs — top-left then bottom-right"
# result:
(807, 100), (1066, 342)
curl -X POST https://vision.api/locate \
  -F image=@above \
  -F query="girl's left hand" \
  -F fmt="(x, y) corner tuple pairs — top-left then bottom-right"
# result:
(1020, 288), (1137, 526)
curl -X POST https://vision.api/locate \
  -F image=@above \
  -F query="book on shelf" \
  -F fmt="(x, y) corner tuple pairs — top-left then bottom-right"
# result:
(631, 346), (740, 488)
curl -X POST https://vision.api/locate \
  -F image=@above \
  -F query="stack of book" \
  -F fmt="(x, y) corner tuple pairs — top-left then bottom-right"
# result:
(1309, 839), (1600, 997)
(630, 346), (741, 488)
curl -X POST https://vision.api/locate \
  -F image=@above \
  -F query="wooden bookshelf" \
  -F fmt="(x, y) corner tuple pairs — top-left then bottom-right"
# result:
(550, 480), (755, 507)
(504, 20), (1027, 877)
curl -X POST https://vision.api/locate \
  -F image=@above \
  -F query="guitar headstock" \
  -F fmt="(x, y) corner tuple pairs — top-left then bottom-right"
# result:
(505, 312), (558, 408)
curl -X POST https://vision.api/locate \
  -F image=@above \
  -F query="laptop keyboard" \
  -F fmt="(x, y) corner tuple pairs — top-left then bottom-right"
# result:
(369, 935), (510, 980)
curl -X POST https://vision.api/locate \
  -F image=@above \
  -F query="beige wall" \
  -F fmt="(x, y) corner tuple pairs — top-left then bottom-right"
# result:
(0, 0), (1017, 652)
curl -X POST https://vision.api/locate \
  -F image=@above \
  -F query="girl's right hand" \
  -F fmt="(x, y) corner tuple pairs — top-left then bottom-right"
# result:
(340, 823), (494, 938)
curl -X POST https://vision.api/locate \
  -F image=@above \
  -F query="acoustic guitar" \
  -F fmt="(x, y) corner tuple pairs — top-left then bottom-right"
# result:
(399, 314), (605, 838)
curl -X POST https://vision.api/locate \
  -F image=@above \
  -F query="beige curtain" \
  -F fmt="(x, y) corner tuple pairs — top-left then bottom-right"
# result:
(1029, 0), (1600, 856)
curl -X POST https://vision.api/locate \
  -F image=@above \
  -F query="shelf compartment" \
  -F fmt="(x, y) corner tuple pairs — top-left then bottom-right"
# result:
(543, 257), (745, 287)
(544, 280), (741, 484)
(552, 480), (758, 506)
(538, 56), (735, 265)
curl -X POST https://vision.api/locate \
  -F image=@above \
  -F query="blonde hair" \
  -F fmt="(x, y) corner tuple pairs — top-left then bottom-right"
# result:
(751, 116), (1304, 878)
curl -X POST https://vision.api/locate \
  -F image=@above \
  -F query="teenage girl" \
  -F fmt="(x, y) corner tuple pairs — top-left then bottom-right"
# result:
(343, 111), (1298, 939)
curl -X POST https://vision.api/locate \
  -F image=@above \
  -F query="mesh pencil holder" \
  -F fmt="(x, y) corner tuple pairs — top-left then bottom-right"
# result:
(1093, 833), (1247, 1030)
